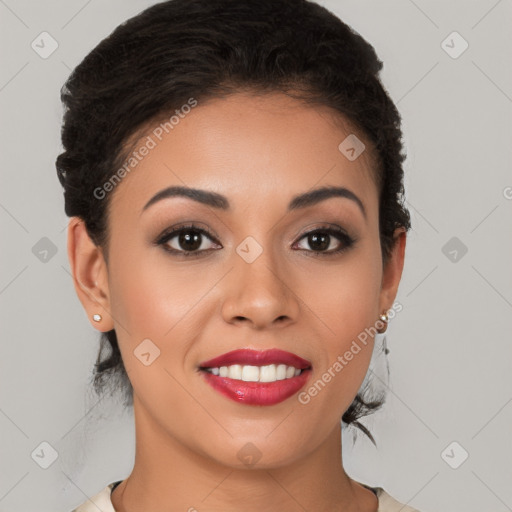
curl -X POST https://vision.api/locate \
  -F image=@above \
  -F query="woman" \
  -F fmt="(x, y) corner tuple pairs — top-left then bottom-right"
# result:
(57, 0), (417, 510)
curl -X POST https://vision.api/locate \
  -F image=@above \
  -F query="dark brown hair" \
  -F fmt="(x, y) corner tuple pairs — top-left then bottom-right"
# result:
(56, 0), (411, 445)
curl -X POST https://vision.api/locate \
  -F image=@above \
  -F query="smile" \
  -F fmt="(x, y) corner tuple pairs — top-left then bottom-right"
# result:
(202, 364), (303, 382)
(198, 348), (312, 405)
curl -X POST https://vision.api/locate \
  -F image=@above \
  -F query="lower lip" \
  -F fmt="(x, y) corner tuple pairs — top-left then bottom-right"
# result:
(199, 369), (311, 405)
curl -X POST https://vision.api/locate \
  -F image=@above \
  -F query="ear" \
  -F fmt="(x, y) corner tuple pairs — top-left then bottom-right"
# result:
(67, 217), (113, 332)
(379, 227), (407, 311)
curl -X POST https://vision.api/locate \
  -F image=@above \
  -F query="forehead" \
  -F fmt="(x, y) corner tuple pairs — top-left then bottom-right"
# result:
(108, 92), (379, 220)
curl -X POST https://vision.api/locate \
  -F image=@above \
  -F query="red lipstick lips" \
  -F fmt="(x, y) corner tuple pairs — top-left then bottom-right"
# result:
(199, 348), (311, 370)
(198, 348), (312, 406)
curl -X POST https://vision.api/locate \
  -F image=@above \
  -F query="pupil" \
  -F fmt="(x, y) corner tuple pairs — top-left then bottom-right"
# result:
(179, 230), (201, 251)
(310, 232), (329, 251)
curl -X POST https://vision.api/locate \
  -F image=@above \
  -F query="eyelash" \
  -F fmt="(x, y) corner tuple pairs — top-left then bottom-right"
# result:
(155, 222), (356, 258)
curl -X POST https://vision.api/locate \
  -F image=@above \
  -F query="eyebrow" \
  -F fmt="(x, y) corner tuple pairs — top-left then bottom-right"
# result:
(141, 185), (366, 219)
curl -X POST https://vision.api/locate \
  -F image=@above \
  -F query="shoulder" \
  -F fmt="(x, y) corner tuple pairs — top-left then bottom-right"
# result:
(374, 487), (421, 512)
(70, 482), (118, 512)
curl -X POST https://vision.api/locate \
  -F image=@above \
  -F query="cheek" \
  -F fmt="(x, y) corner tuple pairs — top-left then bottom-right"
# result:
(304, 246), (382, 337)
(107, 249), (222, 398)
(108, 247), (213, 339)
(298, 249), (382, 408)
(106, 254), (202, 407)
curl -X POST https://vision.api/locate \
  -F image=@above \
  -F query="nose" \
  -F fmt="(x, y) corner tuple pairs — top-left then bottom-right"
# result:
(221, 244), (300, 330)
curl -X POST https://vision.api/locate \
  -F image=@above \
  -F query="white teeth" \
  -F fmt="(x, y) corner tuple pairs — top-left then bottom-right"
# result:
(241, 365), (259, 381)
(228, 364), (242, 380)
(206, 364), (304, 382)
(276, 364), (287, 380)
(259, 364), (277, 382)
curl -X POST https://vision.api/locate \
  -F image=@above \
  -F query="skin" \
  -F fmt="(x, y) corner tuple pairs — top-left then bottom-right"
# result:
(68, 91), (406, 512)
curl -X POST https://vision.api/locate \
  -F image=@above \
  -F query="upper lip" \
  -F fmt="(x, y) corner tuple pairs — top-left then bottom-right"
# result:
(199, 348), (312, 370)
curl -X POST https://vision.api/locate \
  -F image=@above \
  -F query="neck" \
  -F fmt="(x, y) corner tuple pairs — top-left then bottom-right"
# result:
(111, 394), (377, 512)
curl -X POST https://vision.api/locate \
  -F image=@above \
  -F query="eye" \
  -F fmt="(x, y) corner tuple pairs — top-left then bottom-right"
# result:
(156, 223), (221, 257)
(155, 222), (356, 258)
(293, 225), (355, 256)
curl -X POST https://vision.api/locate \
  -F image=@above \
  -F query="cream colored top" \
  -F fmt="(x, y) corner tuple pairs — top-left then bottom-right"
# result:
(71, 480), (420, 511)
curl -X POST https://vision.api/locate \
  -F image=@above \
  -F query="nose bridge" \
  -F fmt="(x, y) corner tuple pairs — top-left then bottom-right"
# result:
(221, 233), (299, 327)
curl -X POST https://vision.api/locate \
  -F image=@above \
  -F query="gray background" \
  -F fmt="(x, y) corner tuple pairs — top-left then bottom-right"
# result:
(1, 0), (511, 511)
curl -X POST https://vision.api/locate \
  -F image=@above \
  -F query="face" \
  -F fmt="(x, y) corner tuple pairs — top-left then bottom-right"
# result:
(69, 92), (405, 469)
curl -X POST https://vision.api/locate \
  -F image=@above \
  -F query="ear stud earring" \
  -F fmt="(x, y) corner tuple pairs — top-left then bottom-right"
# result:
(93, 314), (102, 322)
(377, 311), (389, 333)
